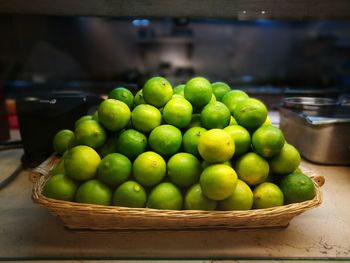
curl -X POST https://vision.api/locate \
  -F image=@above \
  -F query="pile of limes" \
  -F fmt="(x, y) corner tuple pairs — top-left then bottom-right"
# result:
(44, 76), (316, 210)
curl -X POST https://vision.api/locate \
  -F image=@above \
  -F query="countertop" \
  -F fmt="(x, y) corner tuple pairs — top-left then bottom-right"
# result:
(1, 133), (350, 261)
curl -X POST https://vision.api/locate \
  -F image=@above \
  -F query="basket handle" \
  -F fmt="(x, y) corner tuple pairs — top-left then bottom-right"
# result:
(311, 175), (325, 187)
(29, 154), (60, 183)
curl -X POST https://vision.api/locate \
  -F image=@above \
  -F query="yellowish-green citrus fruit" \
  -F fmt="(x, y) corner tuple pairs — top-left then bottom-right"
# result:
(263, 115), (272, 125)
(234, 98), (268, 131)
(200, 164), (238, 201)
(53, 129), (75, 155)
(253, 182), (284, 209)
(113, 181), (147, 208)
(280, 172), (316, 204)
(74, 115), (92, 129)
(75, 120), (106, 149)
(142, 76), (173, 108)
(64, 145), (101, 181)
(131, 104), (162, 133)
(269, 143), (301, 175)
(97, 153), (132, 187)
(148, 125), (182, 157)
(97, 132), (120, 158)
(222, 90), (249, 115)
(184, 183), (217, 210)
(163, 98), (193, 128)
(116, 129), (147, 160)
(229, 116), (238, 125)
(133, 151), (166, 187)
(201, 160), (232, 170)
(200, 101), (231, 129)
(43, 173), (78, 201)
(173, 84), (185, 96)
(211, 82), (231, 101)
(235, 152), (269, 186)
(186, 113), (202, 129)
(167, 152), (202, 188)
(182, 126), (207, 157)
(184, 77), (213, 111)
(252, 125), (285, 158)
(147, 182), (183, 210)
(134, 89), (146, 106)
(198, 129), (235, 163)
(224, 125), (251, 157)
(108, 87), (134, 109)
(92, 110), (99, 122)
(98, 99), (131, 132)
(75, 179), (112, 206)
(219, 179), (253, 210)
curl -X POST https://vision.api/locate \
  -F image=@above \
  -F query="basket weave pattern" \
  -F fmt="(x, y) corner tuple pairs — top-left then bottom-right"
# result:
(32, 157), (323, 230)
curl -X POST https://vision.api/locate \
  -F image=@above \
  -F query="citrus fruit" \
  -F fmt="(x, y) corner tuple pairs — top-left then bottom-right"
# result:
(280, 172), (316, 204)
(263, 115), (272, 125)
(97, 153), (132, 187)
(108, 87), (134, 109)
(163, 97), (193, 128)
(211, 82), (231, 101)
(43, 173), (77, 201)
(210, 94), (216, 103)
(116, 129), (147, 160)
(224, 125), (251, 157)
(50, 158), (65, 175)
(235, 152), (269, 186)
(74, 115), (92, 129)
(198, 129), (235, 163)
(269, 143), (301, 174)
(53, 129), (75, 155)
(222, 90), (249, 114)
(98, 132), (120, 158)
(148, 125), (182, 157)
(131, 104), (162, 133)
(234, 98), (268, 131)
(186, 113), (202, 128)
(133, 151), (166, 187)
(134, 89), (146, 106)
(201, 160), (231, 169)
(64, 145), (101, 181)
(184, 77), (212, 110)
(92, 110), (99, 122)
(200, 164), (238, 200)
(75, 120), (106, 149)
(173, 84), (185, 96)
(172, 94), (184, 99)
(229, 116), (238, 125)
(182, 127), (207, 157)
(113, 181), (147, 208)
(184, 183), (217, 210)
(219, 179), (253, 210)
(253, 182), (284, 209)
(200, 101), (231, 129)
(167, 152), (202, 188)
(98, 99), (131, 132)
(75, 179), (112, 206)
(142, 76), (173, 107)
(147, 182), (183, 210)
(252, 125), (285, 158)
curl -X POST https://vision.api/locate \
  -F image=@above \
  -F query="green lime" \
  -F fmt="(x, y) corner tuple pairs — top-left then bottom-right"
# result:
(113, 181), (147, 208)
(134, 89), (146, 106)
(252, 125), (285, 158)
(75, 179), (112, 206)
(148, 125), (182, 157)
(173, 84), (185, 96)
(98, 99), (131, 132)
(163, 97), (193, 128)
(92, 111), (99, 122)
(229, 116), (238, 126)
(222, 90), (249, 115)
(186, 113), (202, 129)
(74, 115), (92, 129)
(97, 132), (120, 158)
(184, 183), (217, 210)
(53, 129), (75, 155)
(253, 182), (284, 209)
(184, 77), (213, 111)
(211, 82), (231, 101)
(201, 160), (232, 170)
(182, 126), (207, 157)
(224, 125), (251, 157)
(64, 145), (101, 181)
(219, 179), (253, 210)
(108, 87), (134, 109)
(200, 101), (231, 129)
(133, 151), (166, 187)
(142, 76), (173, 108)
(116, 129), (147, 160)
(43, 173), (78, 201)
(75, 120), (106, 149)
(167, 152), (202, 188)
(280, 172), (316, 204)
(131, 104), (162, 133)
(97, 153), (132, 187)
(235, 152), (269, 186)
(269, 143), (301, 175)
(147, 182), (183, 210)
(200, 164), (238, 201)
(234, 98), (268, 131)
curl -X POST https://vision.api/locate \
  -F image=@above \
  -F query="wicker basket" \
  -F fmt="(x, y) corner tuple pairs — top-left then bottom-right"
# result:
(31, 155), (324, 231)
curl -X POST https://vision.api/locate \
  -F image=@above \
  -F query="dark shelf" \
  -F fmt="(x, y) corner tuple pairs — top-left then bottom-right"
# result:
(1, 0), (350, 20)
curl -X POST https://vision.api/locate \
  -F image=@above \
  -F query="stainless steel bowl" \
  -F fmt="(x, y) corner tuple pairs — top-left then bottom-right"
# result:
(282, 97), (339, 116)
